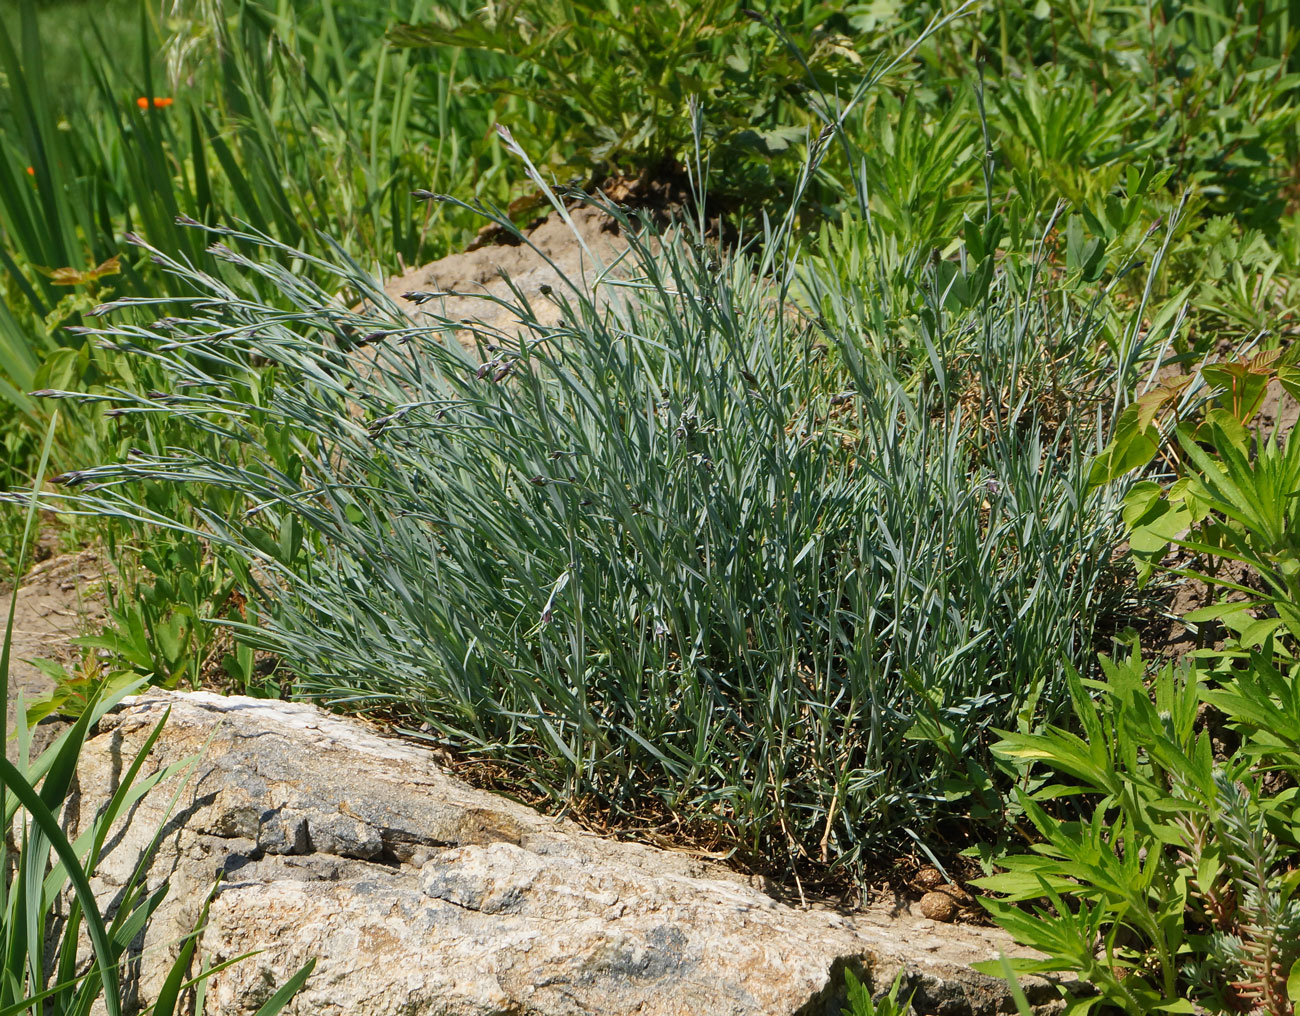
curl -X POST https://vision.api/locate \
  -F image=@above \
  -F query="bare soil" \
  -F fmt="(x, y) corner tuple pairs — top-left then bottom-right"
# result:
(3, 533), (107, 753)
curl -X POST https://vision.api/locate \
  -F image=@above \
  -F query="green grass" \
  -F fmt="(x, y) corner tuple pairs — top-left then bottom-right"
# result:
(0, 0), (499, 575)
(0, 0), (142, 115)
(3, 0), (1299, 1009)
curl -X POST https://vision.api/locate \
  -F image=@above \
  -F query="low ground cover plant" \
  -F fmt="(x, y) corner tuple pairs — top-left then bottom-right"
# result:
(977, 643), (1300, 1013)
(972, 375), (1300, 1012)
(387, 0), (884, 201)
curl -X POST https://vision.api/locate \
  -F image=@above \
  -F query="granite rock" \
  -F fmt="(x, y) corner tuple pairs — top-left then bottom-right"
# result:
(64, 692), (1065, 1015)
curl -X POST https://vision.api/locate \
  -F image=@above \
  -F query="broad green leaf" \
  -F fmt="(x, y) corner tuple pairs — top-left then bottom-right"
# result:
(1201, 361), (1270, 425)
(1278, 365), (1300, 403)
(1088, 404), (1159, 489)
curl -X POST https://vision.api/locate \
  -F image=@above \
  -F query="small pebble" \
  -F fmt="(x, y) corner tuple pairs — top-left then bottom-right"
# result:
(920, 890), (958, 922)
(914, 866), (945, 890)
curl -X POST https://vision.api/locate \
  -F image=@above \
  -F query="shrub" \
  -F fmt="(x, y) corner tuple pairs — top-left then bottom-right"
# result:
(35, 141), (1162, 875)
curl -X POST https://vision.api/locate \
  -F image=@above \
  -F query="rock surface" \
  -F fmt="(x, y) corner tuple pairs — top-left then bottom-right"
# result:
(66, 692), (1064, 1015)
(375, 202), (652, 351)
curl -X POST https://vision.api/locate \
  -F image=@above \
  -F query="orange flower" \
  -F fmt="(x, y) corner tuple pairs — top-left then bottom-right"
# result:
(136, 97), (173, 109)
(26, 166), (34, 175)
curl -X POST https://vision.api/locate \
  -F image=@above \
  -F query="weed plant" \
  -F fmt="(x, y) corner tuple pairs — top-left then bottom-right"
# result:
(975, 363), (1300, 1011)
(841, 969), (912, 1016)
(978, 643), (1300, 1014)
(388, 1), (1300, 234)
(387, 0), (887, 200)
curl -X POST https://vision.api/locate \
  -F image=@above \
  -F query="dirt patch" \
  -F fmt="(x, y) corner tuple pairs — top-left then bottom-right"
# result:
(376, 202), (645, 348)
(3, 537), (107, 749)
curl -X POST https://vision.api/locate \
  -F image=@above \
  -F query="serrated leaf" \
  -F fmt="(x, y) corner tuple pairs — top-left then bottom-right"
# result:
(1134, 374), (1192, 432)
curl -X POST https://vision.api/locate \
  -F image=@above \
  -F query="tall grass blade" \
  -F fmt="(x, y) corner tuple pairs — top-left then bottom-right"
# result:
(0, 755), (122, 1016)
(252, 958), (317, 1016)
